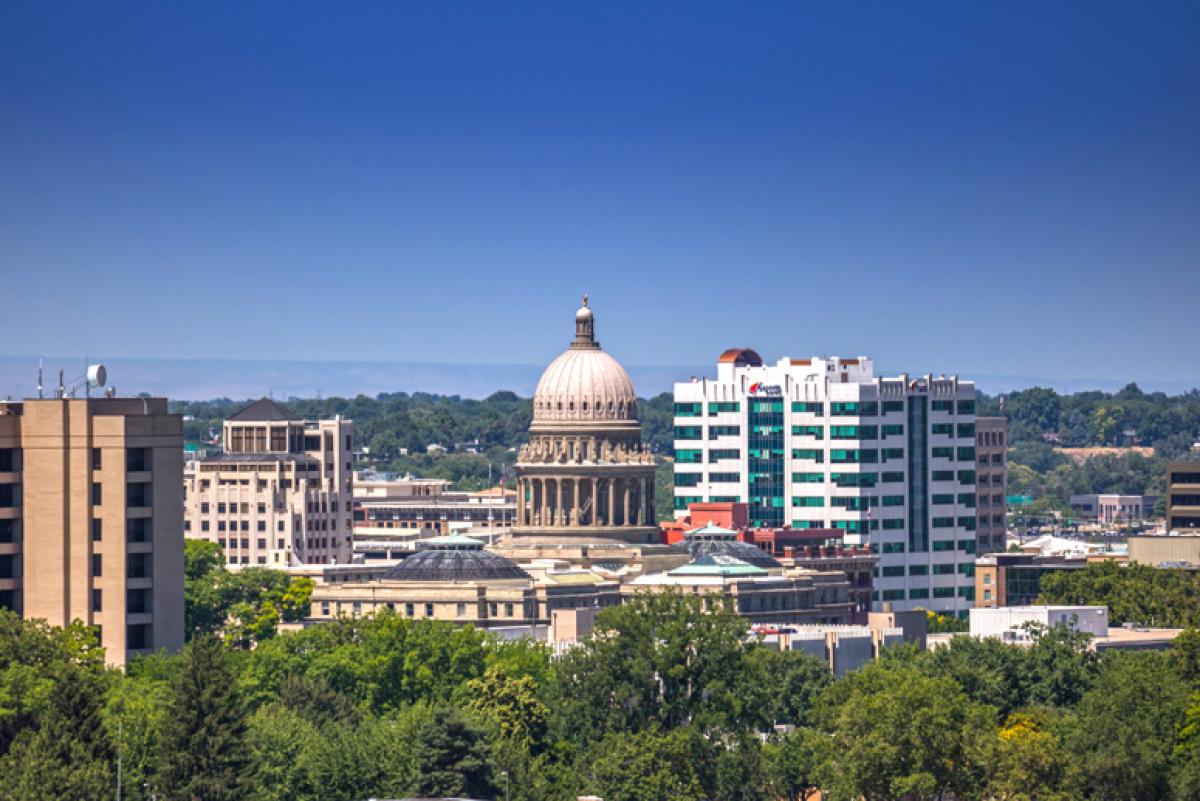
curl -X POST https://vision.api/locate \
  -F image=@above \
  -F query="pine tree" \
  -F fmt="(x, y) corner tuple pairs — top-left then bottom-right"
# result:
(410, 706), (492, 799)
(155, 635), (252, 801)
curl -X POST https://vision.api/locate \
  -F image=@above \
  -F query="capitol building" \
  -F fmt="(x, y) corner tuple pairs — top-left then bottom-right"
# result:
(306, 297), (856, 634)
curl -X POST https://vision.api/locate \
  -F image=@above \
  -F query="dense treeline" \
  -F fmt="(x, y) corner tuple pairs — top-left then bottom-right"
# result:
(978, 384), (1200, 516)
(1038, 561), (1200, 628)
(5, 591), (1200, 801)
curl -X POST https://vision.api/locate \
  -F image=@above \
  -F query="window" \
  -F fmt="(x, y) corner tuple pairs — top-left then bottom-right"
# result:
(931, 447), (953, 459)
(91, 519), (102, 541)
(931, 400), (953, 412)
(504, 603), (514, 617)
(709, 425), (740, 439)
(882, 519), (905, 530)
(931, 423), (953, 435)
(909, 565), (928, 575)
(91, 448), (102, 470)
(881, 542), (905, 553)
(791, 401), (823, 414)
(257, 539), (266, 549)
(933, 563), (954, 574)
(674, 402), (702, 417)
(882, 400), (904, 413)
(958, 539), (977, 552)
(91, 554), (102, 577)
(793, 472), (824, 483)
(881, 495), (904, 507)
(126, 483), (151, 508)
(882, 471), (904, 483)
(792, 425), (824, 439)
(934, 587), (955, 598)
(932, 470), (955, 482)
(830, 401), (878, 416)
(882, 447), (904, 460)
(675, 449), (703, 463)
(830, 449), (878, 464)
(425, 603), (435, 617)
(881, 565), (904, 577)
(404, 603), (414, 617)
(932, 494), (954, 505)
(257, 521), (266, 532)
(882, 589), (905, 601)
(126, 448), (149, 471)
(708, 402), (740, 415)
(257, 503), (266, 513)
(957, 423), (975, 438)
(217, 502), (227, 513)
(201, 502), (210, 514)
(932, 516), (955, 528)
(91, 483), (102, 506)
(792, 449), (824, 463)
(92, 589), (102, 612)
(882, 424), (903, 437)
(709, 449), (740, 462)
(831, 472), (876, 487)
(0, 449), (16, 472)
(957, 470), (977, 485)
(792, 496), (824, 507)
(983, 589), (993, 601)
(909, 588), (929, 599)
(675, 472), (702, 487)
(201, 521), (210, 532)
(957, 493), (976, 506)
(932, 539), (956, 551)
(829, 425), (877, 440)
(957, 447), (976, 461)
(957, 400), (975, 415)
(709, 472), (740, 483)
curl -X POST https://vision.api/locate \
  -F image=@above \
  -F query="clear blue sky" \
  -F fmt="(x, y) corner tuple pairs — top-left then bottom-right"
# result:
(2, 2), (1198, 385)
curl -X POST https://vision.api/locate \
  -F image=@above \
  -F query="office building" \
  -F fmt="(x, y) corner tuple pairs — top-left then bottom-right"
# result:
(673, 350), (979, 613)
(1068, 494), (1155, 524)
(0, 397), (184, 666)
(1128, 535), (1200, 567)
(184, 398), (353, 566)
(1166, 462), (1200, 534)
(975, 416), (1007, 553)
(974, 552), (1088, 608)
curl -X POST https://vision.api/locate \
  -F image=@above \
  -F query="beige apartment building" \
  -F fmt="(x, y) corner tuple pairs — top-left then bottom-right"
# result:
(0, 397), (185, 667)
(1166, 462), (1200, 535)
(184, 399), (353, 566)
(975, 416), (1008, 554)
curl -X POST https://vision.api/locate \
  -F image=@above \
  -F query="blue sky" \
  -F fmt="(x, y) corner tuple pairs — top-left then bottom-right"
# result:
(2, 2), (1198, 387)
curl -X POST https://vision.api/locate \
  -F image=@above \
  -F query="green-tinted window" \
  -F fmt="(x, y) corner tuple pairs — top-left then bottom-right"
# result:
(709, 425), (740, 439)
(957, 492), (976, 506)
(957, 400), (976, 415)
(881, 566), (905, 577)
(932, 423), (953, 435)
(958, 538), (976, 552)
(909, 588), (929, 599)
(676, 472), (702, 487)
(882, 519), (905, 530)
(831, 472), (877, 488)
(752, 400), (784, 413)
(792, 425), (824, 439)
(932, 494), (955, 505)
(909, 565), (928, 576)
(931, 400), (953, 412)
(708, 401), (740, 415)
(957, 470), (977, 485)
(958, 586), (976, 600)
(933, 586), (955, 598)
(882, 589), (906, 601)
(932, 539), (956, 551)
(882, 471), (904, 483)
(674, 402), (703, 417)
(958, 563), (975, 576)
(932, 516), (955, 528)
(710, 472), (741, 483)
(931, 447), (954, 459)
(932, 470), (955, 481)
(709, 449), (740, 462)
(675, 449), (703, 463)
(830, 401), (879, 416)
(791, 402), (824, 415)
(792, 449), (824, 463)
(712, 496), (741, 503)
(882, 542), (906, 553)
(833, 520), (869, 533)
(957, 423), (975, 438)
(882, 424), (903, 437)
(957, 447), (976, 461)
(831, 496), (870, 510)
(791, 519), (825, 529)
(792, 496), (825, 507)
(882, 448), (904, 460)
(882, 400), (904, 413)
(792, 472), (824, 483)
(933, 563), (954, 574)
(881, 495), (904, 507)
(830, 449), (878, 464)
(674, 496), (701, 510)
(675, 426), (702, 440)
(831, 425), (878, 440)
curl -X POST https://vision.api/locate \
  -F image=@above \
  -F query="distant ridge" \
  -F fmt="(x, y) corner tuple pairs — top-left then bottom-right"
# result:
(0, 356), (1193, 401)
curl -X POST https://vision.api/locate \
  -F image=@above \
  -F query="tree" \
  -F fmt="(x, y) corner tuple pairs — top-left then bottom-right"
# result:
(1066, 652), (1189, 801)
(977, 709), (1072, 801)
(811, 660), (994, 801)
(1173, 691), (1200, 801)
(468, 663), (549, 752)
(586, 726), (708, 801)
(765, 728), (821, 801)
(410, 706), (493, 799)
(745, 647), (831, 727)
(156, 635), (253, 801)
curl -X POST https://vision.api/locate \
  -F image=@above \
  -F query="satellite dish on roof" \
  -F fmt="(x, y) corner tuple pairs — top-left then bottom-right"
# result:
(87, 364), (107, 388)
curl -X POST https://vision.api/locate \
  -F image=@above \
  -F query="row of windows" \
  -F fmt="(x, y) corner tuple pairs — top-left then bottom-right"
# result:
(877, 586), (975, 602)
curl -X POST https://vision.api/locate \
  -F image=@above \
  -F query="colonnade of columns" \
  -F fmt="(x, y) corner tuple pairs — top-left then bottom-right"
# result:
(516, 475), (654, 528)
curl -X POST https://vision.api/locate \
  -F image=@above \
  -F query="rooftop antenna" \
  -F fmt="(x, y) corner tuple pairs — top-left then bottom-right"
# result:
(57, 368), (65, 399)
(37, 359), (43, 400)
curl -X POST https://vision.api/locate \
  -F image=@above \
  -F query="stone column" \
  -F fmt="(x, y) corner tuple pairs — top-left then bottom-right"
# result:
(591, 478), (599, 526)
(558, 479), (566, 526)
(518, 478), (526, 525)
(573, 479), (580, 527)
(623, 481), (631, 526)
(644, 476), (653, 523)
(608, 479), (616, 527)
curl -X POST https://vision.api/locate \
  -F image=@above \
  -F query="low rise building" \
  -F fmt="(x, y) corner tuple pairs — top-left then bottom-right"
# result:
(184, 398), (353, 566)
(975, 552), (1089, 608)
(1128, 535), (1200, 568)
(969, 605), (1108, 642)
(1069, 494), (1156, 524)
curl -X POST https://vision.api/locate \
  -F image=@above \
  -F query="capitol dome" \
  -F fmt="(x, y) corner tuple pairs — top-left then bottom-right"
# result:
(533, 296), (638, 423)
(383, 534), (531, 582)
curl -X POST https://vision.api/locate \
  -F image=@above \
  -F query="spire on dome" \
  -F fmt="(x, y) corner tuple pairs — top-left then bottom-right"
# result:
(573, 293), (598, 348)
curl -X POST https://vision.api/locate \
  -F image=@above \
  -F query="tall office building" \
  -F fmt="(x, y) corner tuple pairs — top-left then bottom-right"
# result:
(0, 397), (185, 666)
(673, 350), (979, 614)
(184, 399), (354, 566)
(1166, 462), (1200, 534)
(975, 417), (1008, 554)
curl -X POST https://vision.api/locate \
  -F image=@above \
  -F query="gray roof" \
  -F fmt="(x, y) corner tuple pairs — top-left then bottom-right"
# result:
(202, 452), (318, 465)
(228, 397), (298, 422)
(383, 543), (530, 582)
(688, 539), (781, 569)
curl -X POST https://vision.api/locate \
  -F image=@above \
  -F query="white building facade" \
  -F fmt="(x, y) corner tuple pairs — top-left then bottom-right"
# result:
(673, 350), (980, 614)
